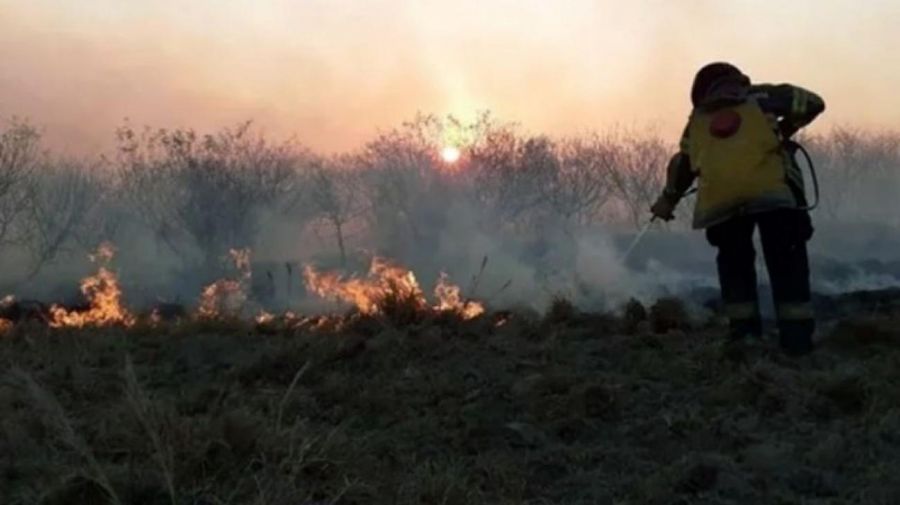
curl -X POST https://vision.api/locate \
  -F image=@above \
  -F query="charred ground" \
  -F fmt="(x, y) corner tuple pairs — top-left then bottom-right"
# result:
(3, 290), (900, 505)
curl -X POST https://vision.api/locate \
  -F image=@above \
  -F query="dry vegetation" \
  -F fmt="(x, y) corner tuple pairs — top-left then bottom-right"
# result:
(1, 114), (900, 504)
(1, 115), (899, 303)
(3, 289), (900, 504)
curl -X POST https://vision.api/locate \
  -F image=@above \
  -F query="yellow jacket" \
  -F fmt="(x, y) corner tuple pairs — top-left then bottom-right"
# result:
(661, 83), (825, 228)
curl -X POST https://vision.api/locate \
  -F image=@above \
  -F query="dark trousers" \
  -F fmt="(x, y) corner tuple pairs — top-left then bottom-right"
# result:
(706, 209), (815, 355)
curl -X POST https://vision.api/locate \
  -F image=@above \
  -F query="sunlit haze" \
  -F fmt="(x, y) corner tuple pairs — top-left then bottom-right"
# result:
(2, 0), (898, 155)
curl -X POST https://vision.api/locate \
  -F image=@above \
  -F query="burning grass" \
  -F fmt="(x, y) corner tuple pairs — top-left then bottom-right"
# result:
(2, 293), (900, 504)
(4, 241), (900, 503)
(197, 248), (253, 320)
(2, 245), (489, 335)
(47, 243), (136, 328)
(303, 257), (485, 322)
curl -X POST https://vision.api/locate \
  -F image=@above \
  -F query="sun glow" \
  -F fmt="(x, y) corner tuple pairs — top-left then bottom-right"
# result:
(441, 146), (461, 164)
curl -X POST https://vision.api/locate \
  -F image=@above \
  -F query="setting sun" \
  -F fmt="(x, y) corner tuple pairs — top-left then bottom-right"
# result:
(441, 146), (461, 164)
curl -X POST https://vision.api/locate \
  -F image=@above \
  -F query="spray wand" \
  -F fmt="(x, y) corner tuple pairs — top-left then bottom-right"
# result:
(620, 216), (658, 262)
(620, 187), (698, 262)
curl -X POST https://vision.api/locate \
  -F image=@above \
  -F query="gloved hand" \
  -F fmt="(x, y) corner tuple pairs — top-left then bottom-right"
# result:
(650, 194), (677, 221)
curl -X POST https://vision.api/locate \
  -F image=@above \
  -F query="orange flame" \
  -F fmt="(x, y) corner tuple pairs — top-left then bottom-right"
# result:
(197, 248), (252, 319)
(303, 258), (484, 320)
(255, 310), (275, 325)
(49, 242), (136, 328)
(149, 308), (162, 327)
(303, 258), (427, 315)
(0, 318), (12, 335)
(434, 273), (485, 319)
(229, 248), (252, 276)
(89, 242), (116, 264)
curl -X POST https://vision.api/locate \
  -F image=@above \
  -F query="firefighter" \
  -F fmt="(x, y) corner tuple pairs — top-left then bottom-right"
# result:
(650, 62), (825, 356)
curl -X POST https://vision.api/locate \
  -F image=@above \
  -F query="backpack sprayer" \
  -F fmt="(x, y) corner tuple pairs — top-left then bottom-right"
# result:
(786, 139), (820, 211)
(620, 139), (819, 261)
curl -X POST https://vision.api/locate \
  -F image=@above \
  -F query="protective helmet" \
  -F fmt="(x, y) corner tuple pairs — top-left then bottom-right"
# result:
(691, 62), (750, 106)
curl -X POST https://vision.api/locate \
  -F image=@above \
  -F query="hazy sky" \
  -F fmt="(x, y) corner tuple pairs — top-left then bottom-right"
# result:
(2, 0), (898, 155)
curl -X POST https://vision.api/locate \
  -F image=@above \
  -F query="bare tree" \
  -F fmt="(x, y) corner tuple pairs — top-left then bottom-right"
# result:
(542, 135), (616, 228)
(804, 128), (900, 224)
(307, 156), (365, 267)
(19, 160), (104, 280)
(116, 122), (304, 271)
(606, 131), (669, 228)
(356, 117), (443, 253)
(469, 131), (558, 231)
(0, 119), (40, 247)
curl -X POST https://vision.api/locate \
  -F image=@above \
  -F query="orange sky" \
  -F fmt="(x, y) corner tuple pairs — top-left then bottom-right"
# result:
(1, 0), (898, 155)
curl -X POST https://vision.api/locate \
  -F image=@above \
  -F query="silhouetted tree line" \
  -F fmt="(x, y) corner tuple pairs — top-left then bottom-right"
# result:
(0, 114), (897, 284)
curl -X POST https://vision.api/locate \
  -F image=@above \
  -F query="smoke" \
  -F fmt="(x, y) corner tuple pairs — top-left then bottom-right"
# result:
(3, 0), (900, 318)
(0, 115), (899, 317)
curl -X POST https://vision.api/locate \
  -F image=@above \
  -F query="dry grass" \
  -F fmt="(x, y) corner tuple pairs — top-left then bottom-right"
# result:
(122, 357), (177, 505)
(5, 368), (122, 505)
(2, 294), (900, 504)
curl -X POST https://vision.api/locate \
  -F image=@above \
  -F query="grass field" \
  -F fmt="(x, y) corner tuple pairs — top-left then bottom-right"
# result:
(2, 293), (900, 505)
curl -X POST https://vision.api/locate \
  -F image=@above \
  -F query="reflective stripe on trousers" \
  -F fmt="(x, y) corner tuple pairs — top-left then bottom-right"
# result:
(725, 302), (760, 320)
(777, 302), (814, 321)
